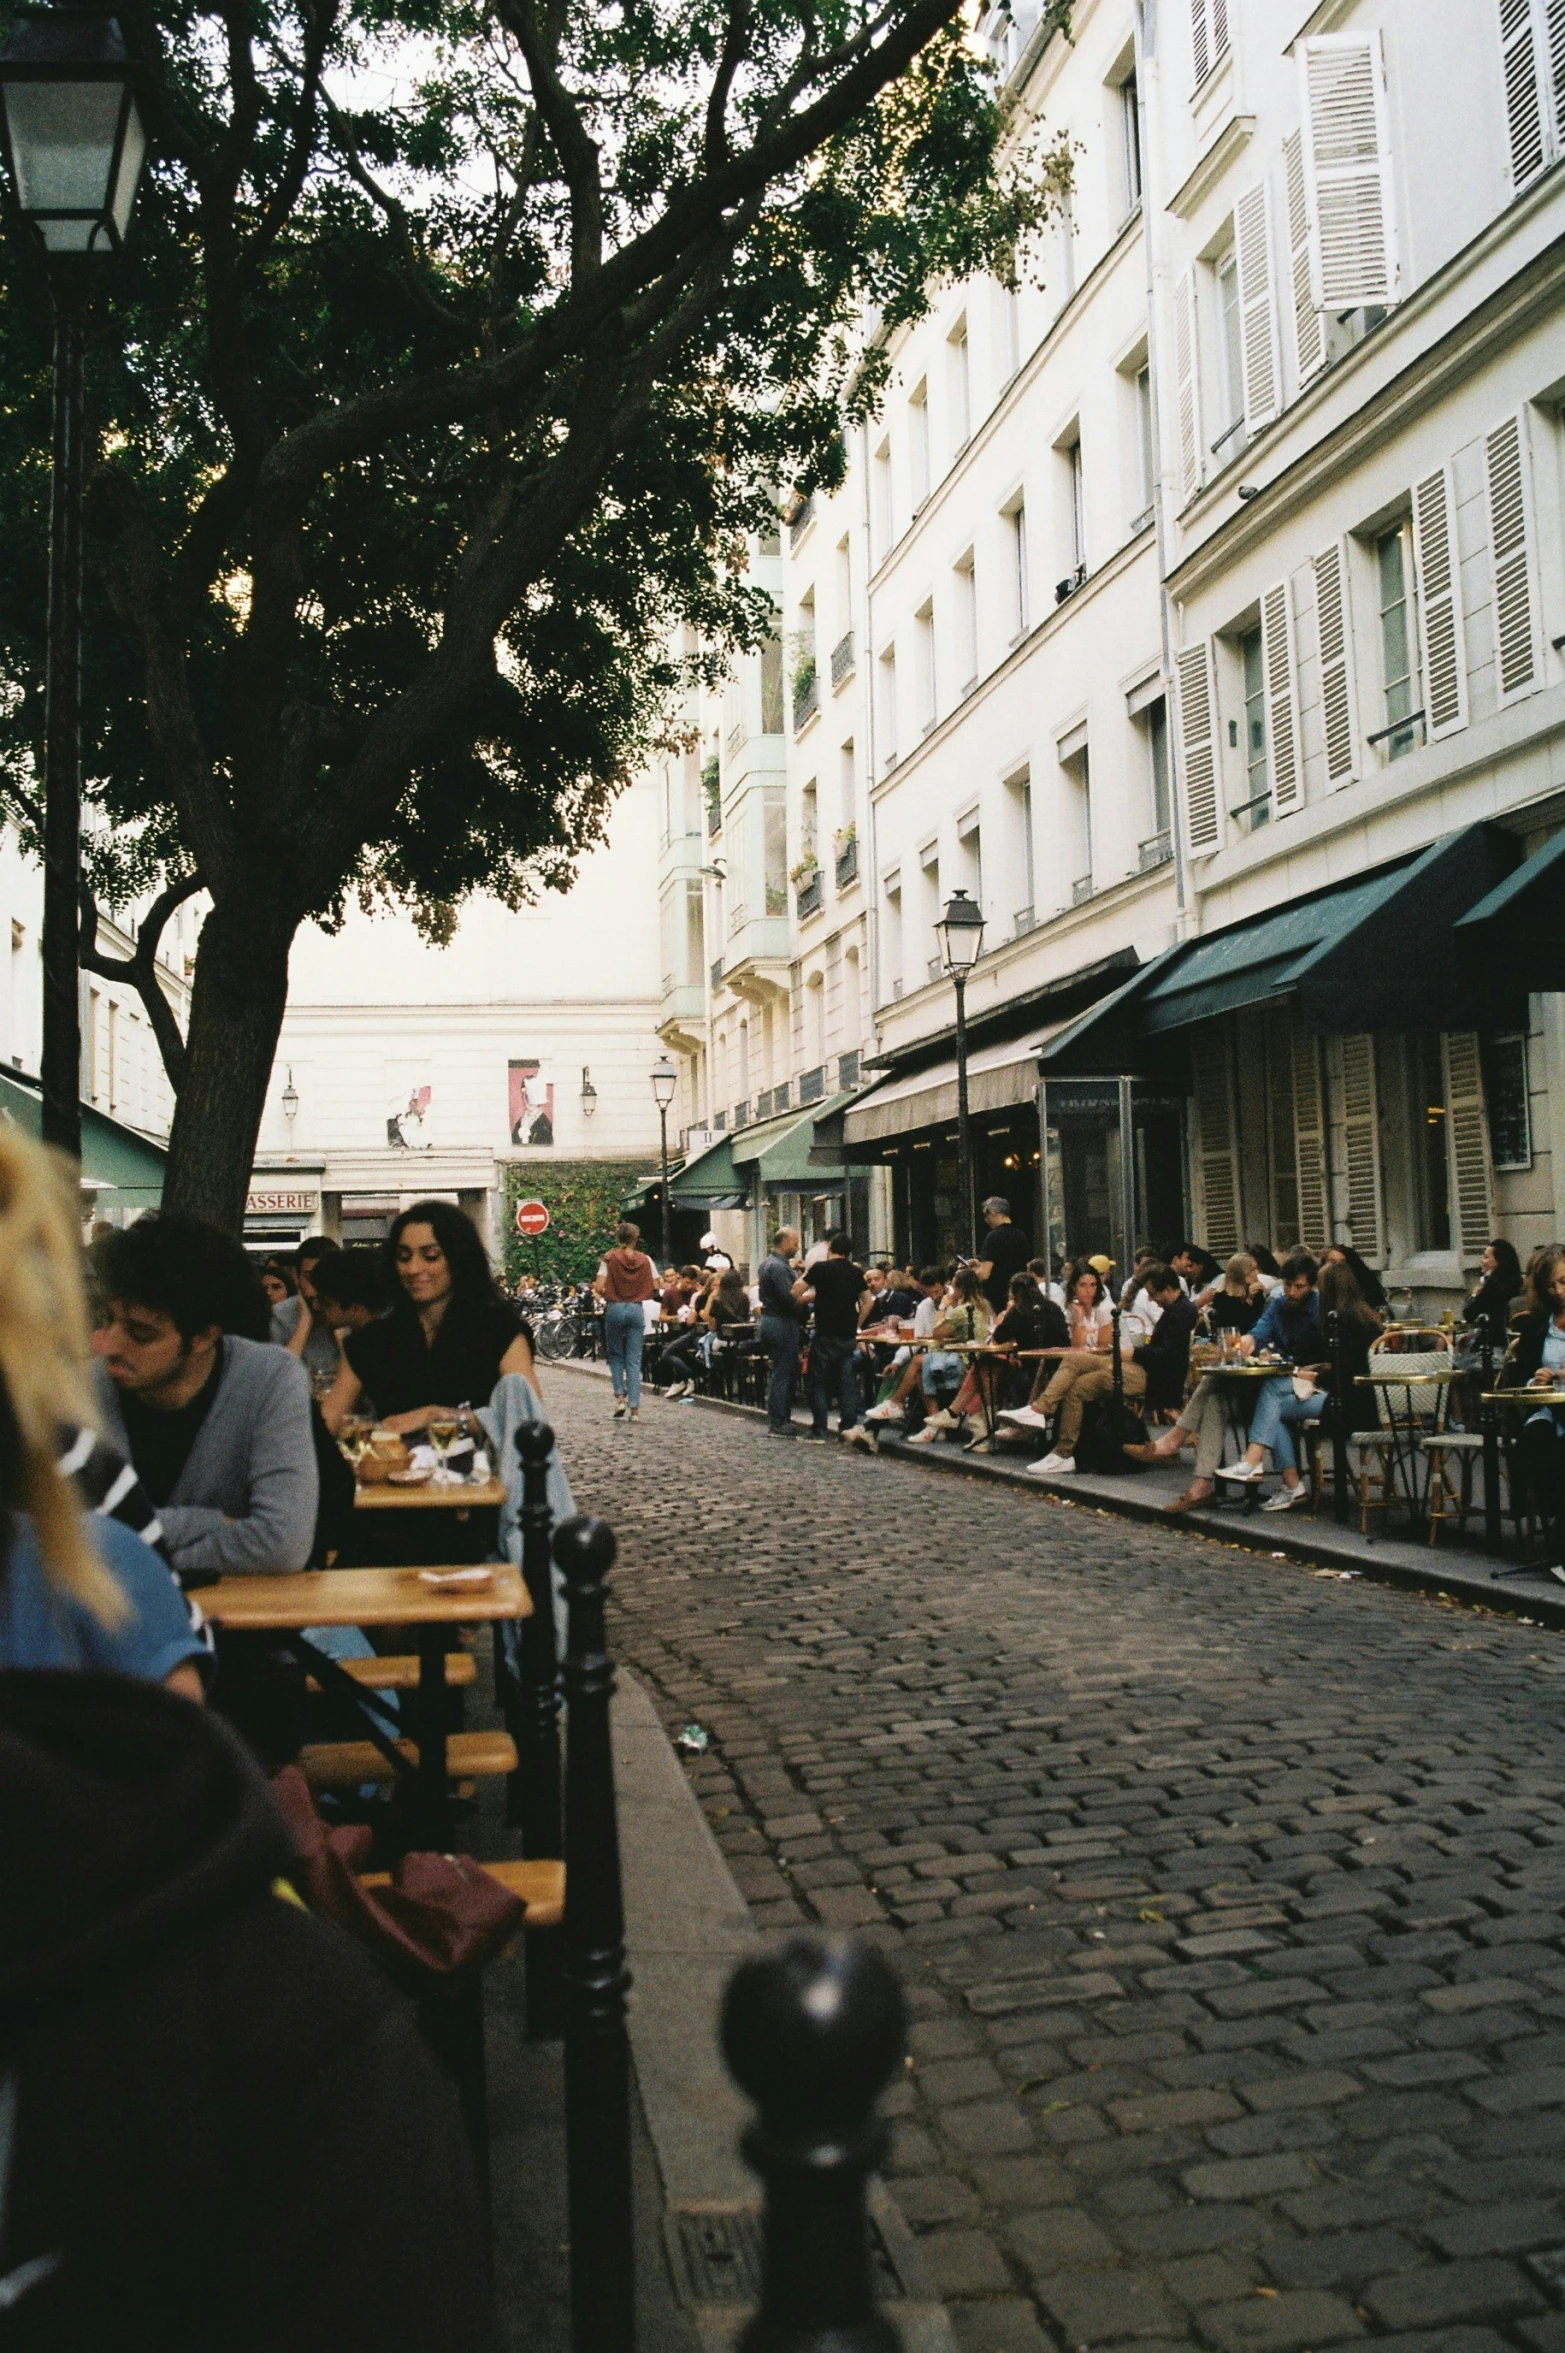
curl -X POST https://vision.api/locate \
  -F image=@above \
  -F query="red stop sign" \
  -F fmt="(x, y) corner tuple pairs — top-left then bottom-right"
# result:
(515, 1197), (551, 1238)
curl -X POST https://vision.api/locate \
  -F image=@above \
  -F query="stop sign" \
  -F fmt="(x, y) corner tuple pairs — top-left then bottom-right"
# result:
(515, 1197), (551, 1238)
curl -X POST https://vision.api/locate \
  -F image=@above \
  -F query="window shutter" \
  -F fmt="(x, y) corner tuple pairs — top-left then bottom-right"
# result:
(1486, 411), (1542, 704)
(1500, 0), (1548, 185)
(1412, 464), (1468, 739)
(1211, 0), (1229, 65)
(1299, 33), (1399, 311)
(1191, 1023), (1240, 1257)
(1550, 0), (1565, 152)
(1443, 1031), (1494, 1267)
(1261, 579), (1302, 813)
(1283, 131), (1326, 387)
(1176, 640), (1220, 853)
(1191, 0), (1211, 89)
(1235, 182), (1281, 431)
(1173, 271), (1202, 501)
(1312, 540), (1358, 785)
(1292, 1016), (1331, 1253)
(1339, 1032), (1383, 1263)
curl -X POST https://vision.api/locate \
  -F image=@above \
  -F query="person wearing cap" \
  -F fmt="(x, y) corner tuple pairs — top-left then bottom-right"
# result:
(700, 1232), (734, 1272)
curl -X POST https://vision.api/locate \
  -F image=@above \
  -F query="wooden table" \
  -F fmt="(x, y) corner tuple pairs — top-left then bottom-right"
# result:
(201, 1564), (529, 1845)
(353, 1475), (507, 1512)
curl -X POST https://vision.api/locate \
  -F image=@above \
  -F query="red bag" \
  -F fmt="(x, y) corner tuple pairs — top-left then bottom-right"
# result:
(270, 1765), (526, 1998)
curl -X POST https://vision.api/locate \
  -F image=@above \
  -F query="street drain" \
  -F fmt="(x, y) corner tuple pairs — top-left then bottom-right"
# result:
(665, 2209), (908, 2307)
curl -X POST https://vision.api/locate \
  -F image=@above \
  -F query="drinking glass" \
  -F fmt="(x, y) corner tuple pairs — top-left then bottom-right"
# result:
(428, 1412), (461, 1479)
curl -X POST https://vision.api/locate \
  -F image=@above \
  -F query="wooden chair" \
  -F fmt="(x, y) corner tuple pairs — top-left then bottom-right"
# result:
(1347, 1327), (1453, 1536)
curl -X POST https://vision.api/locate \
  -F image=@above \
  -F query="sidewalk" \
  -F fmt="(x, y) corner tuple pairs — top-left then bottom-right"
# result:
(549, 1356), (1565, 1630)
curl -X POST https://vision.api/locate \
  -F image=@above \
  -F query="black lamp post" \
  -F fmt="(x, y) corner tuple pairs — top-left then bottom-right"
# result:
(0, 3), (145, 1157)
(650, 1053), (678, 1266)
(936, 888), (985, 1257)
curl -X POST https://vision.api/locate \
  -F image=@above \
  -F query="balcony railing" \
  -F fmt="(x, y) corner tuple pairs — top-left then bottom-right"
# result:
(799, 1064), (825, 1105)
(834, 836), (858, 888)
(788, 492), (816, 549)
(1013, 905), (1036, 938)
(796, 870), (823, 918)
(831, 630), (855, 690)
(1139, 829), (1173, 872)
(792, 668), (820, 733)
(1072, 874), (1094, 906)
(710, 957), (724, 989)
(838, 1049), (860, 1090)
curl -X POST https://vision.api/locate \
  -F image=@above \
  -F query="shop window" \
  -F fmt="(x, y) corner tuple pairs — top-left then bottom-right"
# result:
(1406, 1031), (1452, 1252)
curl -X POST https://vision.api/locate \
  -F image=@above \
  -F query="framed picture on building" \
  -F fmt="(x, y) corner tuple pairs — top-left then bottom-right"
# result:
(508, 1059), (555, 1147)
(385, 1072), (434, 1151)
(1485, 1033), (1531, 1171)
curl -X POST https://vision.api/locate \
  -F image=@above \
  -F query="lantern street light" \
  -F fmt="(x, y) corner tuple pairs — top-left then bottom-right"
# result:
(935, 888), (985, 1258)
(650, 1053), (678, 1265)
(0, 3), (146, 1157)
(580, 1064), (597, 1119)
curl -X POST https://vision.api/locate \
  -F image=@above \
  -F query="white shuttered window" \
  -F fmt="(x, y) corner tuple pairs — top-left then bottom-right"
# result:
(1283, 132), (1326, 388)
(1235, 182), (1281, 431)
(1190, 0), (1231, 91)
(1261, 580), (1303, 813)
(1299, 34), (1400, 311)
(1176, 641), (1220, 853)
(1444, 1033), (1495, 1267)
(1485, 412), (1543, 703)
(1312, 541), (1359, 786)
(1411, 465), (1468, 740)
(1339, 1033), (1384, 1263)
(1191, 1024), (1240, 1257)
(1498, 0), (1565, 189)
(1173, 272), (1202, 501)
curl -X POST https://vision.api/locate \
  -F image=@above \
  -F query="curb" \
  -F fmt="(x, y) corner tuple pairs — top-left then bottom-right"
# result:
(545, 1357), (1565, 1630)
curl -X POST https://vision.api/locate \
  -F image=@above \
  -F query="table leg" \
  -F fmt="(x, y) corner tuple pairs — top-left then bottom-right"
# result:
(1483, 1398), (1503, 1556)
(414, 1623), (451, 1851)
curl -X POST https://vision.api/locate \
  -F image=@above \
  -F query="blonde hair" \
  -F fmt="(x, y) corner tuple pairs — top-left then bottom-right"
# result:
(0, 1129), (125, 1625)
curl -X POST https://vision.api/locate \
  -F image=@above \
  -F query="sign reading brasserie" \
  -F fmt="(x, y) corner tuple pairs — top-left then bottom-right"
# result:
(245, 1187), (319, 1216)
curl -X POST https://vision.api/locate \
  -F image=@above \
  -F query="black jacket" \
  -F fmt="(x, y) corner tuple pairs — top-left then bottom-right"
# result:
(1500, 1312), (1562, 1390)
(1132, 1295), (1197, 1411)
(0, 1673), (492, 2353)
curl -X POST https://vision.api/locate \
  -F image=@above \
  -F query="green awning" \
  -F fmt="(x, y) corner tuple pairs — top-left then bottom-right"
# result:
(0, 1068), (167, 1207)
(730, 1093), (849, 1184)
(1455, 826), (1565, 989)
(669, 1131), (746, 1210)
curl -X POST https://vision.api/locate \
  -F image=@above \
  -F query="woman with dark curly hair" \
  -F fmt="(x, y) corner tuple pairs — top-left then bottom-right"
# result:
(322, 1199), (535, 1436)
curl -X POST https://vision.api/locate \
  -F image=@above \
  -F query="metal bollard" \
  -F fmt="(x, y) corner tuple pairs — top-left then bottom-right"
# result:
(1329, 1308), (1350, 1524)
(722, 1935), (907, 2353)
(555, 1513), (635, 2353)
(513, 1421), (565, 2036)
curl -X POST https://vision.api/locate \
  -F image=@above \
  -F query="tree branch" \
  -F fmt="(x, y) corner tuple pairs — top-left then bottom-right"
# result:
(494, 0), (604, 282)
(705, 0), (753, 171)
(250, 0), (339, 264)
(79, 875), (200, 1093)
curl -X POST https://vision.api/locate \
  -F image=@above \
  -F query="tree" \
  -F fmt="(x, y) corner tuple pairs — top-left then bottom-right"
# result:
(0, 0), (1070, 1228)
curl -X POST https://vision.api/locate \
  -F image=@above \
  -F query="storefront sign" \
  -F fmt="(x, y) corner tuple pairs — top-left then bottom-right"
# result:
(246, 1187), (319, 1216)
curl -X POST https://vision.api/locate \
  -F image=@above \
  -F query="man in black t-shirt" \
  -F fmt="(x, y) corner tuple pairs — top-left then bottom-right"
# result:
(975, 1197), (1030, 1317)
(801, 1232), (871, 1446)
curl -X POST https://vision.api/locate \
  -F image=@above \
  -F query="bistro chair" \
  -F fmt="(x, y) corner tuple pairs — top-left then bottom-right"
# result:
(1348, 1326), (1453, 1537)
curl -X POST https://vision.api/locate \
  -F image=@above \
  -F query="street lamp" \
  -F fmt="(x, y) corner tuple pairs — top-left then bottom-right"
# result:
(650, 1053), (678, 1265)
(580, 1064), (597, 1119)
(281, 1066), (299, 1127)
(935, 888), (985, 1257)
(0, 3), (146, 1158)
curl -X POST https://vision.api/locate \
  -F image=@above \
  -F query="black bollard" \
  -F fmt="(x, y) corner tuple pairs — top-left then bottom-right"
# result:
(554, 1513), (635, 2353)
(514, 1421), (565, 2037)
(1108, 1299), (1126, 1470)
(722, 1935), (907, 2353)
(1480, 1335), (1502, 1555)
(1329, 1308), (1350, 1524)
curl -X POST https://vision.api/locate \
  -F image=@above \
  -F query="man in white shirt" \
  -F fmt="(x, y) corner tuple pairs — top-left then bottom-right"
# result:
(863, 1269), (945, 1424)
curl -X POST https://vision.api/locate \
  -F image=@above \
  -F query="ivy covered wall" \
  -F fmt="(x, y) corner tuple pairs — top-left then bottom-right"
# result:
(502, 1159), (649, 1284)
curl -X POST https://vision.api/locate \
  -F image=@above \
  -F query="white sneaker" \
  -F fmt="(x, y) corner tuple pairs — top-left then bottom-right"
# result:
(864, 1402), (900, 1422)
(925, 1408), (960, 1432)
(613, 1400), (626, 1419)
(842, 1425), (878, 1453)
(1026, 1452), (1076, 1477)
(998, 1406), (1048, 1430)
(1262, 1484), (1309, 1511)
(907, 1424), (940, 1445)
(1216, 1460), (1264, 1482)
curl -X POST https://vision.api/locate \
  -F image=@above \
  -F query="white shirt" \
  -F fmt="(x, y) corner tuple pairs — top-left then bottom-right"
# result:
(912, 1295), (939, 1341)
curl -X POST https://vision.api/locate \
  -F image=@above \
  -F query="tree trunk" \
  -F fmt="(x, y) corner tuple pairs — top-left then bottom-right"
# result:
(160, 894), (296, 1232)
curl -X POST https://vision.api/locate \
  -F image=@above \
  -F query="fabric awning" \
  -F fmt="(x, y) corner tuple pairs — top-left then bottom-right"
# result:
(731, 1093), (850, 1182)
(668, 1132), (746, 1210)
(0, 1067), (167, 1207)
(1454, 825), (1565, 989)
(1039, 822), (1524, 1074)
(843, 1030), (1063, 1147)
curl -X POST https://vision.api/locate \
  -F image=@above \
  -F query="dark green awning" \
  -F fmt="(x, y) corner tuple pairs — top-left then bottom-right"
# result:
(0, 1068), (167, 1207)
(730, 1094), (849, 1183)
(1454, 826), (1565, 990)
(669, 1131), (746, 1210)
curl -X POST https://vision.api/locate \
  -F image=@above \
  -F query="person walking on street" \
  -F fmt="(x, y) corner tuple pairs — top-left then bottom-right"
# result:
(800, 1233), (871, 1447)
(758, 1227), (806, 1439)
(594, 1222), (658, 1423)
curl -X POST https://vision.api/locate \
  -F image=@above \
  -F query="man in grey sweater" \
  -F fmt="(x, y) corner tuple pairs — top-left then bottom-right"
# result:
(94, 1217), (318, 1578)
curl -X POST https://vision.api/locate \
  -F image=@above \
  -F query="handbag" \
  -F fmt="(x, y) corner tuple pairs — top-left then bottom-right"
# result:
(1291, 1371), (1318, 1401)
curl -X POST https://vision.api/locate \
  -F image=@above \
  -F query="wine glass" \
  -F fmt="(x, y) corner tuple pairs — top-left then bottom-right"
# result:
(428, 1411), (461, 1480)
(339, 1414), (372, 1466)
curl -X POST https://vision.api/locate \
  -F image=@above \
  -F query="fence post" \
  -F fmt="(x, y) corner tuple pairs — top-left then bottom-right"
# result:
(722, 1934), (906, 2353)
(1481, 1336), (1502, 1555)
(1329, 1308), (1350, 1525)
(555, 1513), (635, 2353)
(513, 1421), (565, 2036)
(1108, 1300), (1126, 1469)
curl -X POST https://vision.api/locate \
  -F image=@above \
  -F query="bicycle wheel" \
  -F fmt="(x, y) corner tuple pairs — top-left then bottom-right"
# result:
(535, 1312), (577, 1361)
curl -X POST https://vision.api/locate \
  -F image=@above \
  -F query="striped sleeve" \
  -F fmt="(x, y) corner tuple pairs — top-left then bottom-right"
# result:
(57, 1423), (215, 1671)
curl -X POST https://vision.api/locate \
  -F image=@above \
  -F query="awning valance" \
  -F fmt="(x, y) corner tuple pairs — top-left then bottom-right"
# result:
(668, 1132), (746, 1211)
(731, 1093), (849, 1182)
(1454, 825), (1565, 990)
(842, 1030), (1064, 1147)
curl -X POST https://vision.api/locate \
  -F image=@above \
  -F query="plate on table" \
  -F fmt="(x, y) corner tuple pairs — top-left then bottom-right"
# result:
(388, 1465), (434, 1486)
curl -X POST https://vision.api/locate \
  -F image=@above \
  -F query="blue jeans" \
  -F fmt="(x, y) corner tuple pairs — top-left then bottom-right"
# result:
(807, 1334), (862, 1432)
(1248, 1375), (1326, 1473)
(604, 1300), (645, 1407)
(759, 1312), (801, 1431)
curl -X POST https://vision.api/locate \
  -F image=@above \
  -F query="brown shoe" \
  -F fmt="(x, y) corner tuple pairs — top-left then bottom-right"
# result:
(1123, 1441), (1169, 1464)
(1164, 1486), (1210, 1514)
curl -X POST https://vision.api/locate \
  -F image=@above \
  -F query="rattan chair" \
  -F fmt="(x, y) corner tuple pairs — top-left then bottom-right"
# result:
(1348, 1327), (1453, 1537)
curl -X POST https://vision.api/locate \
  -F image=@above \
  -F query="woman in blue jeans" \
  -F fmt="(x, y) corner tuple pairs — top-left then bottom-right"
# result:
(594, 1222), (658, 1421)
(1218, 1262), (1380, 1510)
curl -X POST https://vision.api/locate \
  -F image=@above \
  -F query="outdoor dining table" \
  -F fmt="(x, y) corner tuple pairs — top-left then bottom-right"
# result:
(1479, 1385), (1565, 1557)
(352, 1471), (507, 1565)
(1355, 1366), (1458, 1531)
(199, 1563), (530, 1848)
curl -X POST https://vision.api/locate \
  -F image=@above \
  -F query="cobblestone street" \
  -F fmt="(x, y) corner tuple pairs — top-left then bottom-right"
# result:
(550, 1374), (1565, 2353)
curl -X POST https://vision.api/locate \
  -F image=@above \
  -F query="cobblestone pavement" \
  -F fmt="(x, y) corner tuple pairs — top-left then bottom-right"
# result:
(551, 1376), (1565, 2353)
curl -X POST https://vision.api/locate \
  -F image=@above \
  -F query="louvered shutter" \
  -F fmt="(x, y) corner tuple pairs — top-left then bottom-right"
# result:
(1191, 0), (1211, 89)
(1211, 0), (1229, 66)
(1312, 541), (1358, 785)
(1283, 131), (1326, 388)
(1339, 1032), (1383, 1263)
(1265, 1004), (1301, 1247)
(1173, 272), (1202, 500)
(1299, 33), (1399, 311)
(1412, 465), (1468, 740)
(1550, 0), (1565, 152)
(1235, 182), (1281, 432)
(1444, 1032), (1494, 1267)
(1191, 1022), (1240, 1257)
(1486, 412), (1542, 704)
(1261, 579), (1302, 813)
(1292, 1016), (1331, 1253)
(1500, 0), (1548, 184)
(1176, 640), (1220, 853)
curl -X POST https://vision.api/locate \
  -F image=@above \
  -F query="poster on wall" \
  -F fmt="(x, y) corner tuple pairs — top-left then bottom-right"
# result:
(508, 1059), (555, 1147)
(385, 1073), (434, 1150)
